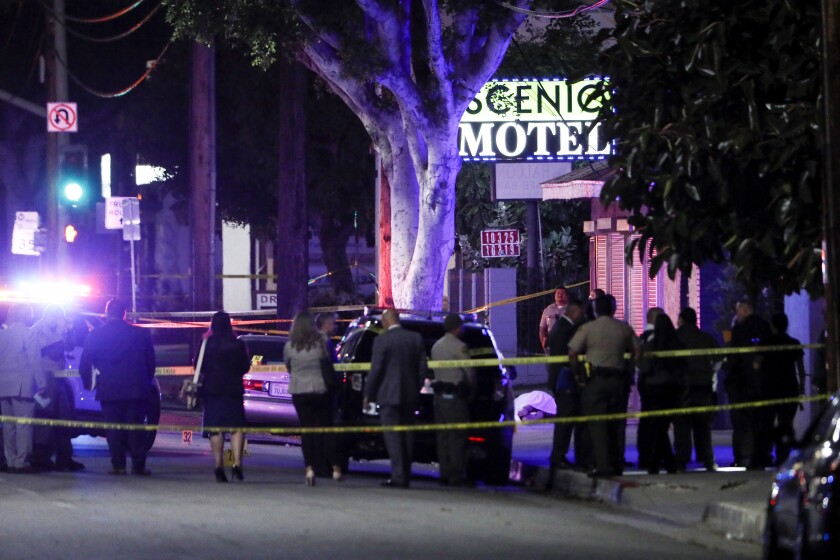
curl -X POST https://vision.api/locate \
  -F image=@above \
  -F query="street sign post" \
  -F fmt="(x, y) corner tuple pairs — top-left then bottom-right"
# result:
(480, 229), (521, 258)
(121, 198), (141, 314)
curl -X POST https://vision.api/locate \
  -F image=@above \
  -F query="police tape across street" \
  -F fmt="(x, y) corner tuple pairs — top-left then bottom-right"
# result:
(0, 342), (827, 435)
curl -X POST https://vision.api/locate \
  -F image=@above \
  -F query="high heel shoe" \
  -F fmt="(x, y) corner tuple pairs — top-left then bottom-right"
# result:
(231, 465), (244, 481)
(332, 468), (344, 482)
(305, 467), (315, 487)
(214, 467), (228, 483)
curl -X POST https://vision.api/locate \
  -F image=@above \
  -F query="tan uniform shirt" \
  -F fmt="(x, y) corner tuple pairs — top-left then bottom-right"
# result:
(568, 316), (639, 369)
(430, 333), (475, 385)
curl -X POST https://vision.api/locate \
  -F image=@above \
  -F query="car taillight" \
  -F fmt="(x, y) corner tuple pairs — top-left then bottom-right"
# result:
(243, 379), (265, 391)
(468, 437), (486, 443)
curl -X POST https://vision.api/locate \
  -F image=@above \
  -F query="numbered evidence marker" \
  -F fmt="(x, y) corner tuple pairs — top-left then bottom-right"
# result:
(182, 430), (193, 446)
(223, 440), (250, 467)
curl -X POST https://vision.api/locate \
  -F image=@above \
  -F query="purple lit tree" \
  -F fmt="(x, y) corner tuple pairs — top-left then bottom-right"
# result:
(164, 0), (531, 309)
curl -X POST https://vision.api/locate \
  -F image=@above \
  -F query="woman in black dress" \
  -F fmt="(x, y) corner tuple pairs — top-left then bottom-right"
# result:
(198, 311), (251, 482)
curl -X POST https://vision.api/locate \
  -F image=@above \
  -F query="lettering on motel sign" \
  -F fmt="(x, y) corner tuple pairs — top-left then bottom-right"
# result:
(459, 79), (612, 162)
(481, 229), (520, 258)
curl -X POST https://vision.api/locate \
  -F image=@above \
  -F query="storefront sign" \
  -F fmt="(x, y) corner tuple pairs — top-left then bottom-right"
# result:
(459, 79), (611, 162)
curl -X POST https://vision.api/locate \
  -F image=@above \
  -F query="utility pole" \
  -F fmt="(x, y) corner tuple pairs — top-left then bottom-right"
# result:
(189, 41), (217, 311)
(821, 0), (840, 393)
(45, 0), (70, 272)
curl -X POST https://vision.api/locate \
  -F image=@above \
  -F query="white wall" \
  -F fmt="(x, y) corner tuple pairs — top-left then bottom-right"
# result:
(222, 222), (251, 312)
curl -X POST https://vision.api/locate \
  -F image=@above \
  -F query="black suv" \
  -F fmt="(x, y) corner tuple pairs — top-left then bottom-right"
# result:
(335, 310), (516, 485)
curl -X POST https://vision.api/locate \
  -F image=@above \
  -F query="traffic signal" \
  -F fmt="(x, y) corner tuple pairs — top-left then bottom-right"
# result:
(59, 144), (88, 207)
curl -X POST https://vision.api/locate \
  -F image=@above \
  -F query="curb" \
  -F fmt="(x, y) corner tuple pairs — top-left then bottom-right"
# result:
(514, 461), (767, 545)
(511, 461), (625, 503)
(702, 501), (767, 543)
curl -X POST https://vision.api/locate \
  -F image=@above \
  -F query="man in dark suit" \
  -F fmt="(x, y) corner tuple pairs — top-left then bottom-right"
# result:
(80, 299), (156, 475)
(363, 309), (428, 488)
(547, 300), (590, 471)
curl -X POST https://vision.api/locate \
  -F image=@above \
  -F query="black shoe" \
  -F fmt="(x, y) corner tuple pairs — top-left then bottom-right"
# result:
(704, 462), (719, 472)
(131, 468), (152, 476)
(108, 468), (127, 475)
(646, 467), (659, 475)
(56, 460), (85, 472)
(381, 479), (409, 488)
(214, 467), (228, 483)
(231, 465), (244, 481)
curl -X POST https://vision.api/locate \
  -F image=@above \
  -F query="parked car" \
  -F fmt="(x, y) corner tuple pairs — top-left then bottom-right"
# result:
(763, 392), (840, 559)
(240, 334), (296, 426)
(241, 311), (517, 485)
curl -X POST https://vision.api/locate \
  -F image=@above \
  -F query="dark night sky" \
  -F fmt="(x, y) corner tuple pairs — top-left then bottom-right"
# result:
(1, 0), (173, 106)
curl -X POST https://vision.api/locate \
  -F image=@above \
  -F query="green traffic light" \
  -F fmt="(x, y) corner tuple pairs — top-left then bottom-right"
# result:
(64, 182), (84, 202)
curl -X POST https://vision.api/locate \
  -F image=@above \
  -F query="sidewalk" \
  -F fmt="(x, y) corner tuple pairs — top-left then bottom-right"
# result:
(512, 423), (772, 545)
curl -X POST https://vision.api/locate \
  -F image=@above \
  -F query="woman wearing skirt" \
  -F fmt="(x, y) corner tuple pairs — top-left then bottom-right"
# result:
(198, 311), (251, 482)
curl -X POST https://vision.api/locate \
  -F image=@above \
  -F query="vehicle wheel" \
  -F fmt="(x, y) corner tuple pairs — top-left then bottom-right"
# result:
(763, 510), (792, 560)
(482, 442), (512, 486)
(144, 381), (162, 452)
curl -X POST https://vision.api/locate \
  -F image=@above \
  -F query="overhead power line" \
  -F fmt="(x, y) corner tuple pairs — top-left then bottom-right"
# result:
(60, 2), (162, 43)
(39, 0), (151, 24)
(493, 0), (611, 19)
(54, 39), (171, 98)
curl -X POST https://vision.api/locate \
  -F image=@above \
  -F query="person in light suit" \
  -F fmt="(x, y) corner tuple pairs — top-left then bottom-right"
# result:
(0, 304), (45, 474)
(363, 309), (428, 488)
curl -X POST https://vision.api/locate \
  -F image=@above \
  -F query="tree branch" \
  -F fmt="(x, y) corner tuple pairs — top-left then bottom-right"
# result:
(459, 0), (528, 102)
(421, 0), (452, 107)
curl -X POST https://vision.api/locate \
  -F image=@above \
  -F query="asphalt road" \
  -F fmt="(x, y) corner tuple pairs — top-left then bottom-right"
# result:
(0, 427), (755, 560)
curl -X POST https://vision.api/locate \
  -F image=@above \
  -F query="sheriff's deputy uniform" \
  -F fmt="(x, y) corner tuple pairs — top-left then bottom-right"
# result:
(430, 314), (475, 486)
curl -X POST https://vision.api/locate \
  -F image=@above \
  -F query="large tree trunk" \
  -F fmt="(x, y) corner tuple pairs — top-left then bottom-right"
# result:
(275, 60), (309, 319)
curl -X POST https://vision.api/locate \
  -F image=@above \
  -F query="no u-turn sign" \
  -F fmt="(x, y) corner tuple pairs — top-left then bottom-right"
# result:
(47, 102), (78, 132)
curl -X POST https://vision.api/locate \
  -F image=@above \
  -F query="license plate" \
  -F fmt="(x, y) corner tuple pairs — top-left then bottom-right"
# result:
(269, 383), (288, 397)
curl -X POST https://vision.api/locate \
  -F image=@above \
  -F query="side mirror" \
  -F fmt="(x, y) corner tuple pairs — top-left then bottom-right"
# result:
(506, 366), (517, 381)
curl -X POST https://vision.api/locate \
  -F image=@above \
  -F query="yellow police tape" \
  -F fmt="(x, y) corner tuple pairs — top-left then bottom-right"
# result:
(52, 342), (826, 379)
(466, 279), (591, 313)
(0, 394), (831, 436)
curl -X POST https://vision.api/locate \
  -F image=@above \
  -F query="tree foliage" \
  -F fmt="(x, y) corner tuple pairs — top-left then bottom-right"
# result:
(591, 0), (823, 296)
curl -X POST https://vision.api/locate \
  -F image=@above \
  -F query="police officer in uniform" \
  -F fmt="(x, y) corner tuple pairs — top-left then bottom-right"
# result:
(430, 314), (475, 486)
(569, 295), (639, 477)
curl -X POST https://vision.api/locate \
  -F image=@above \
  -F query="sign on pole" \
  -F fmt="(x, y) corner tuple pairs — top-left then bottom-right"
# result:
(480, 229), (521, 258)
(121, 198), (141, 241)
(11, 211), (41, 256)
(46, 102), (78, 133)
(104, 197), (132, 230)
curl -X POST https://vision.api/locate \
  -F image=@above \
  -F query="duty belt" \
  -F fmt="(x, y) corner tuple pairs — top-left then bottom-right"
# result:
(590, 367), (627, 378)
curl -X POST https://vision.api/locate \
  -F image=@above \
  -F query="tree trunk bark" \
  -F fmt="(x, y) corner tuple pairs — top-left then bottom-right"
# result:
(189, 40), (216, 312)
(378, 162), (394, 307)
(275, 60), (309, 320)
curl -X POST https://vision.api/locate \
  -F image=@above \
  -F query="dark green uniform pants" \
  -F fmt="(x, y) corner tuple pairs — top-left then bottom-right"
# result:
(435, 394), (470, 483)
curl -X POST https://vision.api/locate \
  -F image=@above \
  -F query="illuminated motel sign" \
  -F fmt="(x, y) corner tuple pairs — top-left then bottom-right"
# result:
(458, 78), (611, 161)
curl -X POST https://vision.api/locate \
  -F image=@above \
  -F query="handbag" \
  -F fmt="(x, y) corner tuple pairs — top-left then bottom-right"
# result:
(320, 343), (340, 393)
(180, 339), (207, 410)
